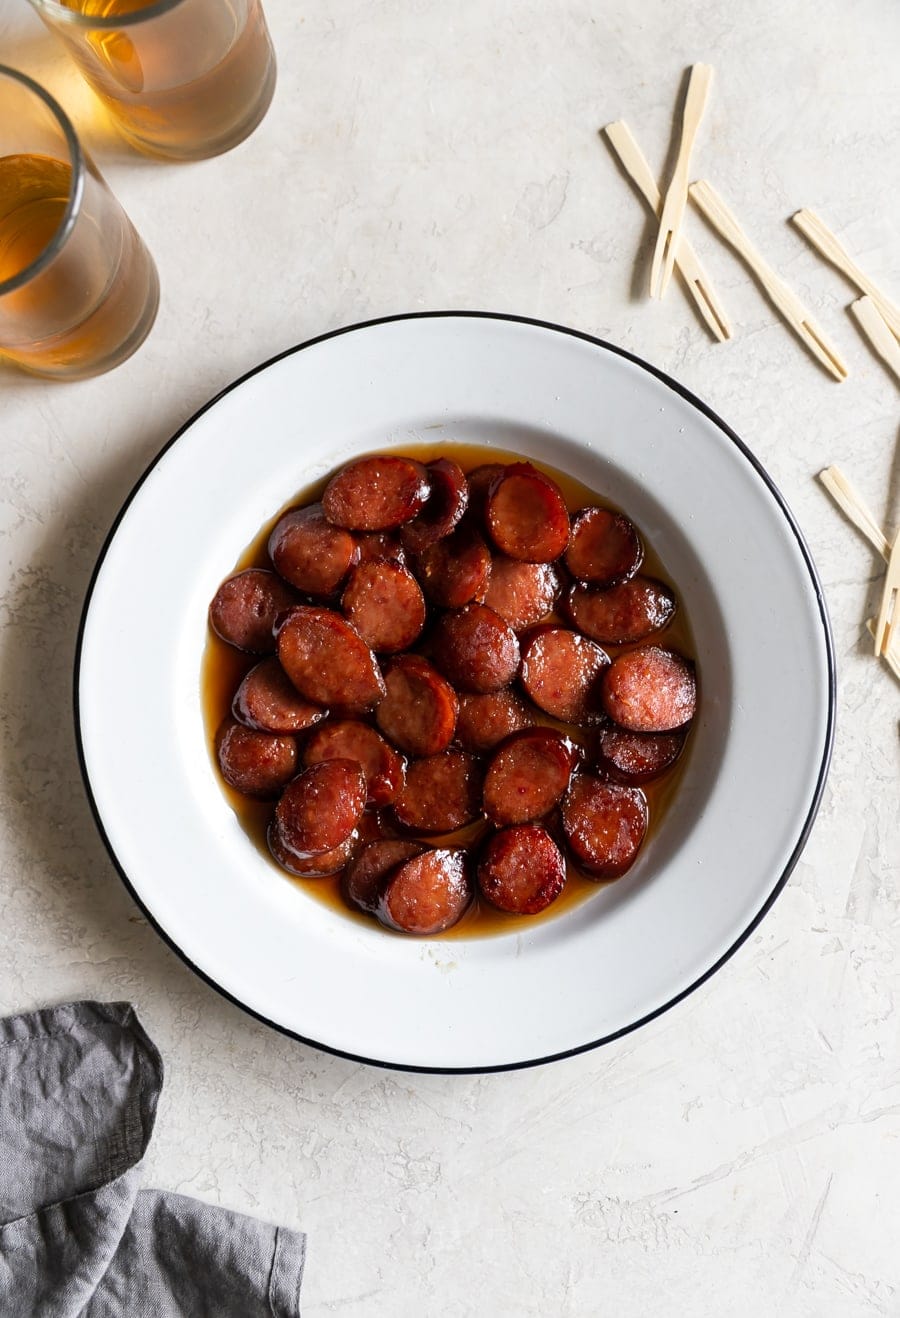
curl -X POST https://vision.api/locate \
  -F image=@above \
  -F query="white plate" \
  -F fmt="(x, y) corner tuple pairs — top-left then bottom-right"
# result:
(76, 313), (834, 1072)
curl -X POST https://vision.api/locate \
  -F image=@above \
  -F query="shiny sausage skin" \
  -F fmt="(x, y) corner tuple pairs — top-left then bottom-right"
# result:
(520, 626), (609, 722)
(432, 603), (520, 693)
(454, 689), (534, 753)
(484, 557), (561, 631)
(376, 655), (459, 756)
(412, 523), (492, 608)
(232, 658), (327, 734)
(322, 455), (430, 531)
(341, 558), (426, 654)
(273, 758), (367, 857)
(268, 821), (356, 878)
(564, 507), (643, 586)
(377, 848), (473, 934)
(343, 839), (423, 913)
(303, 719), (406, 807)
(209, 569), (296, 653)
(602, 646), (696, 732)
(596, 724), (686, 783)
(277, 606), (386, 711)
(268, 504), (358, 596)
(392, 751), (483, 833)
(565, 576), (676, 645)
(482, 728), (575, 826)
(485, 463), (570, 562)
(561, 775), (648, 878)
(477, 824), (566, 914)
(400, 458), (469, 552)
(215, 717), (298, 798)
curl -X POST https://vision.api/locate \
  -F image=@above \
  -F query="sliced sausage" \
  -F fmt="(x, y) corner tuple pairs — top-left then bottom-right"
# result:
(232, 657), (327, 734)
(303, 719), (406, 807)
(432, 603), (519, 693)
(412, 523), (492, 608)
(565, 576), (676, 645)
(378, 848), (473, 935)
(454, 689), (534, 753)
(400, 457), (468, 552)
(562, 775), (648, 878)
(596, 725), (686, 783)
(322, 454), (430, 530)
(215, 717), (298, 798)
(273, 759), (367, 858)
(209, 569), (296, 653)
(602, 646), (696, 732)
(268, 822), (356, 878)
(341, 558), (426, 654)
(466, 462), (506, 525)
(477, 825), (566, 915)
(564, 507), (643, 586)
(356, 532), (406, 566)
(268, 504), (358, 596)
(376, 655), (459, 756)
(277, 606), (386, 711)
(343, 839), (424, 913)
(520, 626), (609, 722)
(485, 463), (570, 561)
(392, 751), (483, 834)
(484, 557), (561, 631)
(482, 728), (575, 826)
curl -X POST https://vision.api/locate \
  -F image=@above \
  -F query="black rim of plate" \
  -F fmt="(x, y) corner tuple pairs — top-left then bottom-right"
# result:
(73, 310), (837, 1075)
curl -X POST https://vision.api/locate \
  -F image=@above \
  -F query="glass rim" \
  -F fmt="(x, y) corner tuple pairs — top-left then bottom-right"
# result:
(0, 64), (85, 298)
(26, 0), (188, 29)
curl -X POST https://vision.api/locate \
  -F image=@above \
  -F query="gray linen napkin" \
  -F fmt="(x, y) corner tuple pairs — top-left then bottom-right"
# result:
(0, 1001), (306, 1317)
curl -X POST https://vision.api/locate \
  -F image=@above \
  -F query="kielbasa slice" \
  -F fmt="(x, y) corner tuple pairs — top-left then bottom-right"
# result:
(482, 728), (575, 826)
(377, 848), (473, 935)
(268, 504), (358, 596)
(565, 576), (676, 645)
(412, 523), (492, 608)
(466, 463), (506, 525)
(562, 775), (648, 878)
(215, 717), (298, 798)
(343, 839), (424, 913)
(376, 655), (459, 756)
(484, 557), (561, 631)
(341, 558), (426, 654)
(454, 689), (534, 753)
(432, 603), (520, 693)
(602, 647), (696, 732)
(232, 657), (326, 734)
(520, 626), (609, 722)
(277, 606), (386, 711)
(485, 463), (570, 561)
(303, 719), (406, 807)
(477, 825), (566, 914)
(209, 569), (296, 654)
(392, 751), (483, 833)
(400, 457), (469, 552)
(355, 532), (406, 566)
(322, 454), (430, 530)
(596, 725), (686, 783)
(268, 822), (356, 878)
(273, 758), (367, 857)
(564, 507), (643, 586)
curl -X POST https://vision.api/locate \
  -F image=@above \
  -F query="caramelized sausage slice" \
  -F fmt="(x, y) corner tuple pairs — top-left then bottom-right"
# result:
(596, 725), (686, 783)
(520, 626), (609, 722)
(268, 822), (356, 878)
(565, 577), (676, 645)
(277, 606), (386, 711)
(484, 557), (561, 631)
(482, 728), (575, 826)
(562, 775), (648, 878)
(343, 839), (424, 913)
(356, 532), (406, 566)
(378, 848), (473, 935)
(268, 504), (358, 596)
(432, 603), (520, 693)
(400, 457), (468, 552)
(209, 569), (296, 653)
(341, 558), (426, 654)
(412, 523), (492, 608)
(215, 717), (298, 798)
(273, 759), (367, 857)
(303, 720), (406, 807)
(564, 507), (643, 586)
(478, 825), (566, 914)
(454, 689), (534, 753)
(602, 647), (696, 732)
(322, 455), (430, 530)
(466, 462), (506, 525)
(232, 657), (327, 734)
(392, 751), (483, 833)
(376, 655), (459, 756)
(485, 463), (570, 562)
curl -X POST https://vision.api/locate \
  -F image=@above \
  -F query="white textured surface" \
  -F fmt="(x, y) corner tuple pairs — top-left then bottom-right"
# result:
(1, 0), (898, 1313)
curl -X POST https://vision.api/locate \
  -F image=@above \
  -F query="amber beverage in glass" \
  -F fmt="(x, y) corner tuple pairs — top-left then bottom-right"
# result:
(28, 0), (277, 161)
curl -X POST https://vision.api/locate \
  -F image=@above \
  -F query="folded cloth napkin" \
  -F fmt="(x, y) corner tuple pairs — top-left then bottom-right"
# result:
(0, 1001), (306, 1317)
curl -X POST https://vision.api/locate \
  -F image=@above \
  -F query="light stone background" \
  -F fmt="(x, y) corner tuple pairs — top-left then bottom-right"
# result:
(2, 1), (899, 1313)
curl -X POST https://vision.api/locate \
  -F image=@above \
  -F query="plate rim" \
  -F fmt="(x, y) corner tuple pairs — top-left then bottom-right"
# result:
(73, 309), (837, 1074)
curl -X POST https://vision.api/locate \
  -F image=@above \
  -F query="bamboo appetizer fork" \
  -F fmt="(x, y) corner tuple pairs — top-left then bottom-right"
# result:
(792, 209), (900, 340)
(850, 296), (900, 384)
(649, 63), (714, 300)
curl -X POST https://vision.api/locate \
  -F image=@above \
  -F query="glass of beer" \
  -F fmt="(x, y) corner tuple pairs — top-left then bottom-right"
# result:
(27, 0), (277, 161)
(0, 65), (159, 379)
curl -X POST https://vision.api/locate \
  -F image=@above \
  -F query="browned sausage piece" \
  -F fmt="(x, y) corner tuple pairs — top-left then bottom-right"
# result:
(268, 820), (356, 878)
(412, 523), (492, 608)
(482, 728), (575, 826)
(432, 603), (520, 693)
(485, 463), (570, 562)
(484, 557), (561, 631)
(268, 504), (358, 596)
(273, 758), (367, 857)
(215, 717), (298, 798)
(477, 825), (566, 914)
(343, 839), (424, 913)
(376, 655), (459, 756)
(565, 576), (676, 645)
(341, 558), (426, 654)
(455, 689), (534, 753)
(232, 657), (327, 734)
(400, 458), (469, 552)
(520, 626), (609, 722)
(564, 507), (643, 586)
(303, 719), (406, 807)
(378, 848), (473, 935)
(322, 454), (430, 530)
(602, 647), (696, 732)
(277, 606), (386, 711)
(209, 569), (297, 653)
(562, 775), (648, 878)
(466, 462), (506, 525)
(356, 532), (406, 566)
(596, 725), (686, 783)
(392, 751), (483, 833)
